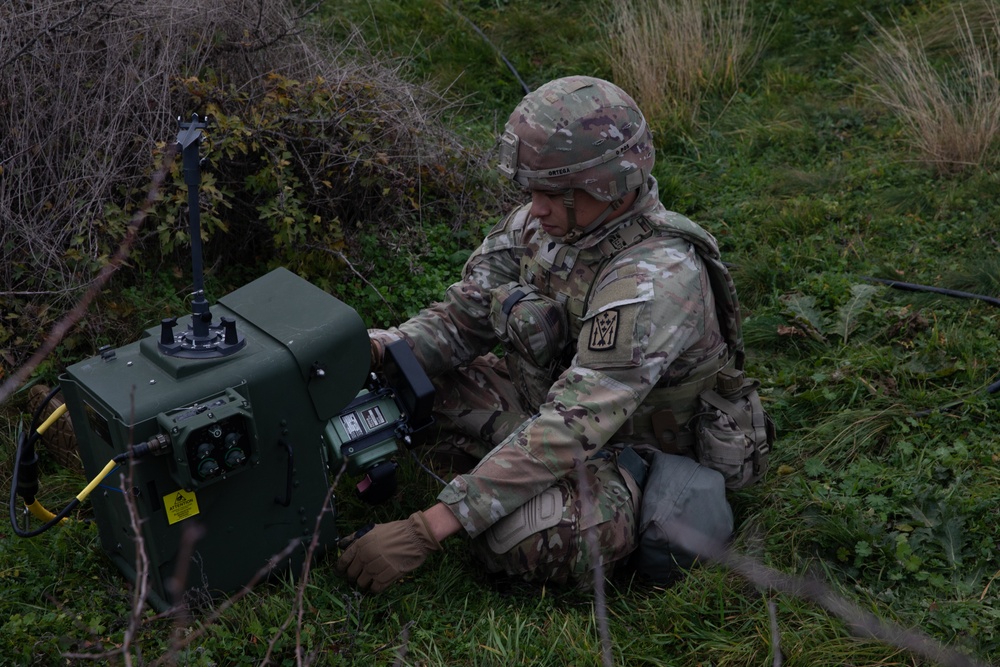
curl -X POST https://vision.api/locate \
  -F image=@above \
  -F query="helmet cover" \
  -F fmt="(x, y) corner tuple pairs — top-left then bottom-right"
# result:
(498, 76), (654, 201)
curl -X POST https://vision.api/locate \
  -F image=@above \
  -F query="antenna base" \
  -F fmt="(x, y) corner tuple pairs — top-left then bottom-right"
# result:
(158, 316), (246, 359)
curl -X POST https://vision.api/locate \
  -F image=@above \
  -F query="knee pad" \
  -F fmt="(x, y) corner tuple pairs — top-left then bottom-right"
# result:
(483, 487), (563, 555)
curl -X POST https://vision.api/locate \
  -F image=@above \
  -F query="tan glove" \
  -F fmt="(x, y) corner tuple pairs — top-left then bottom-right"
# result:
(370, 336), (384, 372)
(336, 512), (441, 592)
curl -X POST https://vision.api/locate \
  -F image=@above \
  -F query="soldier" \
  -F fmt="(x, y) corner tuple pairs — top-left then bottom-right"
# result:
(337, 75), (741, 592)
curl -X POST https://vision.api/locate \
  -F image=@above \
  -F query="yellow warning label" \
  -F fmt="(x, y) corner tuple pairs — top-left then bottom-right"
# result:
(164, 488), (201, 525)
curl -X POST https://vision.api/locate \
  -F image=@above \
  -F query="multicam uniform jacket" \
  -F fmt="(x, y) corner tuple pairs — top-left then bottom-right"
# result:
(373, 178), (728, 538)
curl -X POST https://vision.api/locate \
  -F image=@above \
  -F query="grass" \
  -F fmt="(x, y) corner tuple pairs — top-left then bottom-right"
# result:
(3, 0), (1000, 665)
(851, 2), (1000, 173)
(603, 0), (771, 130)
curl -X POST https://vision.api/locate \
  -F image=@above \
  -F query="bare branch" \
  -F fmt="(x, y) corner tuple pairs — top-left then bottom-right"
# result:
(768, 597), (783, 667)
(0, 1), (89, 71)
(676, 523), (991, 667)
(574, 458), (613, 667)
(305, 244), (398, 317)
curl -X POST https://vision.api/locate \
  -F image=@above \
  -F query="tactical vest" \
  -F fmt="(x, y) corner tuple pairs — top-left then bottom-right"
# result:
(498, 209), (746, 454)
(516, 211), (743, 356)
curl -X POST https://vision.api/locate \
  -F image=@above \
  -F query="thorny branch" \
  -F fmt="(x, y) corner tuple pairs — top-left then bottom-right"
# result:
(260, 461), (348, 667)
(61, 395), (151, 665)
(768, 597), (783, 667)
(147, 539), (305, 667)
(121, 402), (149, 667)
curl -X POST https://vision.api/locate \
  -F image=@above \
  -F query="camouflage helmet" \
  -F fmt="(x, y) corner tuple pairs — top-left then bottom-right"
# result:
(498, 76), (654, 202)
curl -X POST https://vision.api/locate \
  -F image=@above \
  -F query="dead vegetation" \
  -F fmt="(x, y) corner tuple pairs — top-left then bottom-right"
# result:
(0, 0), (491, 309)
(852, 2), (1000, 173)
(602, 0), (769, 128)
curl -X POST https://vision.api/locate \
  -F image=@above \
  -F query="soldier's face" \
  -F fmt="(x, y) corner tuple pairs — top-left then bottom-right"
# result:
(529, 189), (607, 237)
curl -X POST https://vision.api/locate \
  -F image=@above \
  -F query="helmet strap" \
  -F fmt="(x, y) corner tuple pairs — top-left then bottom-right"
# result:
(582, 198), (623, 231)
(562, 190), (577, 230)
(561, 194), (626, 243)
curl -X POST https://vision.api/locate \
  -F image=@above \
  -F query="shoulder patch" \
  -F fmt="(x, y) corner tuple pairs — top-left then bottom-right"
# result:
(589, 309), (620, 350)
(578, 300), (643, 368)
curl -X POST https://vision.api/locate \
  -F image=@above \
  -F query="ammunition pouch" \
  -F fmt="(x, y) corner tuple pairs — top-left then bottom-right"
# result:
(691, 366), (775, 490)
(635, 353), (775, 490)
(635, 345), (728, 455)
(490, 282), (569, 407)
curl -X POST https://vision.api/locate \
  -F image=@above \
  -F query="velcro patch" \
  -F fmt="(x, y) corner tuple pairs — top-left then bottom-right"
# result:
(579, 273), (645, 368)
(579, 302), (641, 367)
(589, 309), (620, 350)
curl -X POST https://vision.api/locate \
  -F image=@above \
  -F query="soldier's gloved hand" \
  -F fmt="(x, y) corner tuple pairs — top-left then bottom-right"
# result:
(369, 336), (384, 372)
(336, 512), (441, 592)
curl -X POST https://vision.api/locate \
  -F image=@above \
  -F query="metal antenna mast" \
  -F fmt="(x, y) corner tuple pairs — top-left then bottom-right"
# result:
(158, 114), (246, 358)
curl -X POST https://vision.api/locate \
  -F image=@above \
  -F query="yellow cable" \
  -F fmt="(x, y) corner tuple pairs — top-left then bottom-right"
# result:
(21, 458), (118, 529)
(27, 500), (60, 523)
(21, 401), (118, 527)
(35, 403), (68, 436)
(76, 459), (118, 502)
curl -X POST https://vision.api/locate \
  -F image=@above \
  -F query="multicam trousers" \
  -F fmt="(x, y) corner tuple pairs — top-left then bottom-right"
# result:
(429, 353), (639, 584)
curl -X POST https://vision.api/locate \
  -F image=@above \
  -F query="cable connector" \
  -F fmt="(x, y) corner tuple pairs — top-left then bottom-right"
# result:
(130, 434), (170, 460)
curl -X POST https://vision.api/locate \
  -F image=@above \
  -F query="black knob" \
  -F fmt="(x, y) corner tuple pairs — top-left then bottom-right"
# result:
(221, 317), (239, 345)
(160, 317), (178, 345)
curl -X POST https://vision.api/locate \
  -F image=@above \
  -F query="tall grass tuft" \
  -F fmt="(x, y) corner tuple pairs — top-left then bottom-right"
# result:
(601, 0), (766, 129)
(853, 3), (1000, 174)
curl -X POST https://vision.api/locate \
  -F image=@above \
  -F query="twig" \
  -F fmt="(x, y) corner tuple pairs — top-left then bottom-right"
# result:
(120, 396), (150, 667)
(162, 523), (208, 631)
(148, 538), (304, 667)
(151, 463), (350, 667)
(441, 1), (530, 95)
(261, 460), (348, 667)
(0, 1), (89, 71)
(574, 458), (613, 667)
(62, 394), (150, 665)
(673, 523), (992, 667)
(119, 466), (147, 667)
(768, 597), (782, 667)
(409, 449), (448, 487)
(304, 244), (397, 317)
(392, 620), (416, 667)
(294, 461), (348, 663)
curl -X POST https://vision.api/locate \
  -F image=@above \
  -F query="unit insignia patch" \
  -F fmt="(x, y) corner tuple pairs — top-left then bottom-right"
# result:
(589, 309), (620, 350)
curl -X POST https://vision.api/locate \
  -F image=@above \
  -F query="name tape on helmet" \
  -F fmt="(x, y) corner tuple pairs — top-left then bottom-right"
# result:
(498, 117), (648, 186)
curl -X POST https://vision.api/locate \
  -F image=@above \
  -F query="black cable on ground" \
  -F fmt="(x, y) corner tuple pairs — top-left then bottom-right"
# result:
(863, 275), (1000, 411)
(862, 276), (1000, 308)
